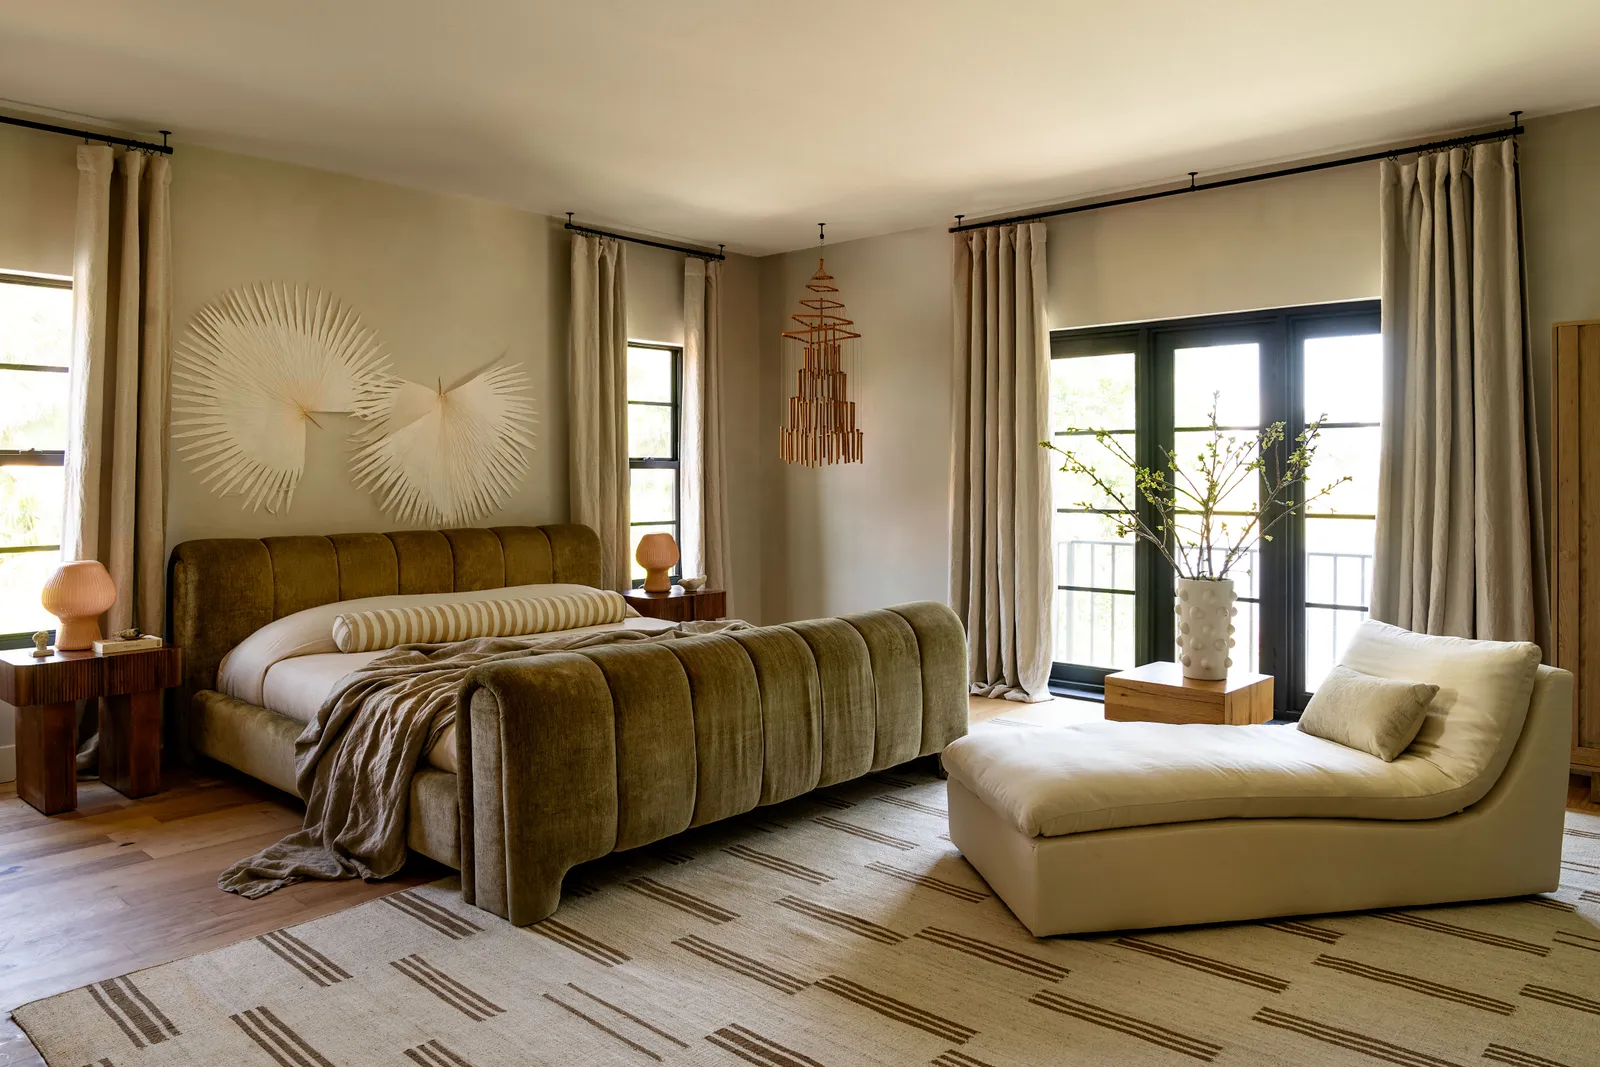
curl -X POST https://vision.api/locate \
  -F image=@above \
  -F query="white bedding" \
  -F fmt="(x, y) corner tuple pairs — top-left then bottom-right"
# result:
(219, 582), (636, 706)
(216, 585), (676, 774)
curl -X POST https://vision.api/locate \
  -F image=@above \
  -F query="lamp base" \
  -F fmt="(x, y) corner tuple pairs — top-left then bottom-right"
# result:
(54, 615), (103, 652)
(643, 568), (671, 593)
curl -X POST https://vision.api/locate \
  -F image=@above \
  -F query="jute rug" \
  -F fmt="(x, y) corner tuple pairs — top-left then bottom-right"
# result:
(15, 766), (1600, 1066)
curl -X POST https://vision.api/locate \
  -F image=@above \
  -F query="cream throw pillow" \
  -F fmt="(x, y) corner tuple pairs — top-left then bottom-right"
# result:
(1298, 664), (1439, 761)
(332, 589), (628, 653)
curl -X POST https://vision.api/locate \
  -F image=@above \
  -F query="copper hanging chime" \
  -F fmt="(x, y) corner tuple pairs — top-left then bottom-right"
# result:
(780, 225), (863, 466)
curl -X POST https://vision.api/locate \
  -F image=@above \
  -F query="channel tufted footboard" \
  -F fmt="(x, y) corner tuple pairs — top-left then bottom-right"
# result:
(454, 601), (968, 925)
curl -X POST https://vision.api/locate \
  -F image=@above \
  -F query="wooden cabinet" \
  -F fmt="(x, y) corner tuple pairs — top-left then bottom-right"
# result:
(1553, 320), (1600, 795)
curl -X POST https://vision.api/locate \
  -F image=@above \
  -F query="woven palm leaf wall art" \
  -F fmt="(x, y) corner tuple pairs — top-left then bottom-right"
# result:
(349, 363), (538, 526)
(172, 283), (390, 513)
(780, 232), (864, 466)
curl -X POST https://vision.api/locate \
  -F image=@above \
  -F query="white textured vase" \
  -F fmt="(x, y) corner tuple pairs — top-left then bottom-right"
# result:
(1175, 577), (1237, 680)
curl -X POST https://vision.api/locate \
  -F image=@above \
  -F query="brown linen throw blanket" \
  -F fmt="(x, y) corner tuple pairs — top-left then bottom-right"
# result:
(219, 621), (746, 898)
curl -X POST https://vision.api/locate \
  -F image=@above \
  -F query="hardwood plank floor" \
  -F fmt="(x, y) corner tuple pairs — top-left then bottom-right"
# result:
(0, 699), (1593, 1067)
(0, 768), (444, 1067)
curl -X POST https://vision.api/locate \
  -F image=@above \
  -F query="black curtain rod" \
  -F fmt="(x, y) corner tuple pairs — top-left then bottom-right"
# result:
(951, 117), (1523, 233)
(0, 112), (173, 155)
(564, 215), (725, 261)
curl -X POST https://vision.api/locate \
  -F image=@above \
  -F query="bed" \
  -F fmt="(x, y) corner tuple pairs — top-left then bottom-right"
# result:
(168, 524), (968, 924)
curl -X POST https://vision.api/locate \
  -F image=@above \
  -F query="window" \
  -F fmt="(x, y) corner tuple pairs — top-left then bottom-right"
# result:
(626, 342), (681, 585)
(1, 272), (72, 645)
(1048, 301), (1382, 713)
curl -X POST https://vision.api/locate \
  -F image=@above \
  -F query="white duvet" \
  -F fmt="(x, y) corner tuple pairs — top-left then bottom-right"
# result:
(216, 584), (676, 772)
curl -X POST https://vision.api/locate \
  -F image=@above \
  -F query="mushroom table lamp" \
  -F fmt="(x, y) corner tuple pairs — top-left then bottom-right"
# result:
(635, 533), (679, 593)
(40, 559), (116, 651)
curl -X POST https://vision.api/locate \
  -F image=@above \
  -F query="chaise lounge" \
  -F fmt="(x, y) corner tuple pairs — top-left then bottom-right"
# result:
(944, 621), (1572, 937)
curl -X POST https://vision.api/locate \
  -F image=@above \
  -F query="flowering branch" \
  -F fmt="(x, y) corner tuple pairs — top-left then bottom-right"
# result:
(1041, 393), (1349, 582)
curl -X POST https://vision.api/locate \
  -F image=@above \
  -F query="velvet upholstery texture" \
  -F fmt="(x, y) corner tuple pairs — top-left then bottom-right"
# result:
(457, 601), (968, 926)
(171, 524), (967, 927)
(168, 525), (600, 758)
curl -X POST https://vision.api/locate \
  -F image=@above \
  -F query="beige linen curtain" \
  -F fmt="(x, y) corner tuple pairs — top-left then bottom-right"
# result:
(949, 223), (1053, 701)
(1372, 140), (1549, 649)
(681, 256), (732, 608)
(568, 233), (632, 591)
(63, 144), (174, 637)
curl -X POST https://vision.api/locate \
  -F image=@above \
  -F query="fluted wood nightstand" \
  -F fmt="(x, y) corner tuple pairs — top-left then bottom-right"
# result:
(622, 587), (727, 623)
(0, 645), (183, 814)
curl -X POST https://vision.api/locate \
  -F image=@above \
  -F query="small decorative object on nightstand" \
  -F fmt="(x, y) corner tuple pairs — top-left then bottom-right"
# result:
(94, 629), (165, 655)
(30, 631), (51, 658)
(635, 532), (680, 593)
(1104, 660), (1273, 726)
(39, 559), (117, 651)
(0, 644), (183, 814)
(623, 586), (726, 623)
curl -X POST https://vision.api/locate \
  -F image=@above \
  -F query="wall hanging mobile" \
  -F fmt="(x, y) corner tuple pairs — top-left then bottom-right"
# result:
(780, 223), (864, 466)
(172, 283), (390, 513)
(349, 362), (538, 526)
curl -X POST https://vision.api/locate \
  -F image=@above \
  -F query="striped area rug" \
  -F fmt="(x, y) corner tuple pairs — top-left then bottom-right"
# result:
(14, 770), (1600, 1066)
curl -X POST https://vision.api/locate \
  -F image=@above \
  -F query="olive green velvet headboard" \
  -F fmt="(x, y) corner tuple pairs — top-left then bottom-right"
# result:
(166, 524), (602, 756)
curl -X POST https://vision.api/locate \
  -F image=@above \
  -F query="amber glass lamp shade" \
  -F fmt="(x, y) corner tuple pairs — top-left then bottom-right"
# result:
(635, 533), (679, 593)
(40, 560), (116, 651)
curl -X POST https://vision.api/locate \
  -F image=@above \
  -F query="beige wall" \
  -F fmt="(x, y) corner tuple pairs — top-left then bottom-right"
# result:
(165, 146), (573, 548)
(753, 108), (1600, 624)
(758, 229), (953, 623)
(718, 252), (765, 621)
(0, 127), (769, 613)
(4, 101), (1597, 641)
(754, 167), (1382, 623)
(1520, 106), (1600, 497)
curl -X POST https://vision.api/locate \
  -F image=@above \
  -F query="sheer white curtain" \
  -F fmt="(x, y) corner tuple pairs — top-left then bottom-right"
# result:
(680, 257), (732, 607)
(1372, 140), (1549, 649)
(949, 223), (1053, 701)
(568, 233), (632, 591)
(63, 145), (173, 636)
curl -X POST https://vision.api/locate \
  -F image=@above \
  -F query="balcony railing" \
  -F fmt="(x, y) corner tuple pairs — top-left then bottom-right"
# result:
(1054, 538), (1374, 671)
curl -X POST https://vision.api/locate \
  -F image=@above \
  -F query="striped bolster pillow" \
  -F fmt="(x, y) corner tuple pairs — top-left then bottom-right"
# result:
(331, 589), (629, 653)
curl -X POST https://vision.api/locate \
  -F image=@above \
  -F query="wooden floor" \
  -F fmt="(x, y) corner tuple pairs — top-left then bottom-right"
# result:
(0, 769), (444, 1067)
(0, 695), (1594, 1067)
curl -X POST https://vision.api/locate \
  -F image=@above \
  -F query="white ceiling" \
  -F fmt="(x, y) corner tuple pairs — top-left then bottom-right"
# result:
(2, 1), (1598, 255)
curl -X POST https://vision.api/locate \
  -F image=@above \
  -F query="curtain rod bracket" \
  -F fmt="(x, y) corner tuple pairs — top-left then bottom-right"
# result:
(1188, 171), (1198, 190)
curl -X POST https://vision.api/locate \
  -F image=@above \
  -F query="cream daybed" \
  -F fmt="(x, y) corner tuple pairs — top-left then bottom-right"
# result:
(169, 524), (968, 924)
(944, 621), (1572, 936)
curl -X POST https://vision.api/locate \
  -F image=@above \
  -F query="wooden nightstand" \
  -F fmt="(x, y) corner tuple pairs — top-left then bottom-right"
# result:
(623, 587), (727, 623)
(1104, 660), (1274, 726)
(0, 644), (183, 814)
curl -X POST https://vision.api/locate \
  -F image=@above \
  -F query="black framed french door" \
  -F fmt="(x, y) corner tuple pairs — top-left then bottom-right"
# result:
(1047, 300), (1382, 715)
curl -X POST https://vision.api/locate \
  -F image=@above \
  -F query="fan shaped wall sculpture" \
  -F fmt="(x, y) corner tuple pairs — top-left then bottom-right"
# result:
(350, 362), (538, 527)
(172, 283), (390, 513)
